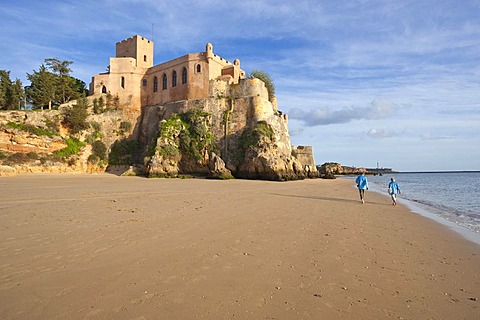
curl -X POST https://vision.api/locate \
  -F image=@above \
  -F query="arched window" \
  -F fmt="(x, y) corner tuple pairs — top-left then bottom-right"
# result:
(182, 67), (187, 85)
(153, 76), (158, 92)
(102, 86), (107, 94)
(121, 77), (125, 89)
(162, 74), (167, 90)
(172, 71), (177, 87)
(196, 64), (201, 73)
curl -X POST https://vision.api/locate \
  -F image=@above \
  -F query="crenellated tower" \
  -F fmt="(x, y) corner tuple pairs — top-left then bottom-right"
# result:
(115, 35), (154, 68)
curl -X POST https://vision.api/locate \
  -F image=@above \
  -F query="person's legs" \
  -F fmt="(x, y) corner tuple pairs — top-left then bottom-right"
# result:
(359, 189), (365, 203)
(391, 193), (397, 205)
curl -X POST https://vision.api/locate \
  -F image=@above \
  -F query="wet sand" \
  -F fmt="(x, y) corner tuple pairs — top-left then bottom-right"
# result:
(0, 174), (479, 319)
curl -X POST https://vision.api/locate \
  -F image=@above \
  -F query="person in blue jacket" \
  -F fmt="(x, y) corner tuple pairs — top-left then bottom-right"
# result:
(355, 172), (369, 204)
(388, 177), (401, 205)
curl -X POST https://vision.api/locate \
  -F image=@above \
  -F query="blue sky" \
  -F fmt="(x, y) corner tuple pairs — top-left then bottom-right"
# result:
(1, 0), (479, 171)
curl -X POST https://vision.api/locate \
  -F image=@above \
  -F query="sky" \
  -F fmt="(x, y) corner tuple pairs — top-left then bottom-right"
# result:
(1, 0), (479, 172)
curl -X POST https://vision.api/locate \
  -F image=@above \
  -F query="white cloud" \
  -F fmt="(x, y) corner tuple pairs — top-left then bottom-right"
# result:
(367, 128), (399, 138)
(288, 99), (397, 126)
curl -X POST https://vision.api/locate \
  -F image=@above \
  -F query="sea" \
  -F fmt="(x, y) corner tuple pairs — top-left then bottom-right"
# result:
(345, 172), (480, 245)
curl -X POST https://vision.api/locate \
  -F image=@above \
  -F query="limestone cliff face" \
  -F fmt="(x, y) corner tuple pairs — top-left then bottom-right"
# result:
(0, 108), (132, 176)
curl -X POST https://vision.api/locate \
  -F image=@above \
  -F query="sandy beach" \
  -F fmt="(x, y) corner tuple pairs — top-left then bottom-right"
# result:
(0, 174), (479, 319)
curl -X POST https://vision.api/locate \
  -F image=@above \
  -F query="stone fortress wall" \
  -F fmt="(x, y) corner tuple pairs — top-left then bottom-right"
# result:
(89, 35), (317, 177)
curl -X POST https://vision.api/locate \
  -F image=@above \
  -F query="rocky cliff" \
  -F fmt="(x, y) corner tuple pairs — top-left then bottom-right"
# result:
(0, 78), (317, 180)
(140, 78), (317, 180)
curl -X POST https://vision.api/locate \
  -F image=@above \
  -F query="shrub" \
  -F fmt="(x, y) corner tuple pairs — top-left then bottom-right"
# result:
(108, 139), (138, 165)
(62, 98), (89, 134)
(119, 120), (132, 133)
(178, 109), (216, 161)
(3, 153), (28, 165)
(240, 121), (274, 151)
(44, 118), (59, 134)
(158, 144), (180, 158)
(91, 140), (107, 160)
(93, 96), (105, 114)
(26, 151), (39, 160)
(87, 154), (100, 164)
(54, 137), (84, 158)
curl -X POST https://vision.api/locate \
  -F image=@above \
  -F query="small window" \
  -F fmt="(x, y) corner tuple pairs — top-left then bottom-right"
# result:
(153, 76), (158, 92)
(144, 55), (147, 62)
(196, 64), (201, 73)
(142, 79), (147, 86)
(172, 70), (177, 87)
(182, 67), (187, 85)
(121, 77), (125, 89)
(162, 74), (167, 90)
(102, 86), (107, 94)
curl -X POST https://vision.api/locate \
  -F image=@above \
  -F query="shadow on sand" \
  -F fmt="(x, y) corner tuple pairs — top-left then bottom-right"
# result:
(269, 193), (391, 206)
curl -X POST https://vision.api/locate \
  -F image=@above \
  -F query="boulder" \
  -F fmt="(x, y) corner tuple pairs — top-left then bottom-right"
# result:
(208, 152), (233, 179)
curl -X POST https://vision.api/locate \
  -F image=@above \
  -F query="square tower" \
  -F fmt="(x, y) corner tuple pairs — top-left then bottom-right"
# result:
(116, 35), (154, 68)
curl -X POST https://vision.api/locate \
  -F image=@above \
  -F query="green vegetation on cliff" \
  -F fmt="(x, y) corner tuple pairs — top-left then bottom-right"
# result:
(54, 137), (84, 158)
(152, 108), (216, 162)
(179, 109), (216, 161)
(61, 97), (89, 134)
(109, 139), (139, 165)
(240, 121), (274, 153)
(6, 121), (57, 138)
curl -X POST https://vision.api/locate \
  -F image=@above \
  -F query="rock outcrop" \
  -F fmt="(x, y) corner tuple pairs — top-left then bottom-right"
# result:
(140, 77), (317, 180)
(317, 162), (368, 177)
(1, 78), (317, 180)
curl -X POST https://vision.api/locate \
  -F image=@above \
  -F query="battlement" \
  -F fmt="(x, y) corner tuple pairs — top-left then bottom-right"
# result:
(116, 35), (152, 46)
(116, 35), (154, 68)
(292, 145), (313, 153)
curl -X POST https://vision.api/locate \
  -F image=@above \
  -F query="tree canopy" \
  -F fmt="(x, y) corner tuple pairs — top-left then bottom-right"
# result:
(26, 58), (87, 109)
(0, 70), (24, 110)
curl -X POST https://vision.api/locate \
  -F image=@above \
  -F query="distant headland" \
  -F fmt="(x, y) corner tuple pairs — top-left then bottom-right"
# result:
(317, 162), (397, 177)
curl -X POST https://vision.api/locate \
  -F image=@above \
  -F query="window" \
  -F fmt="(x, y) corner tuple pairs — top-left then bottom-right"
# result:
(172, 71), (177, 87)
(162, 74), (167, 90)
(182, 67), (187, 84)
(102, 86), (107, 94)
(196, 64), (201, 73)
(142, 79), (147, 86)
(144, 55), (147, 62)
(121, 77), (125, 89)
(153, 76), (158, 92)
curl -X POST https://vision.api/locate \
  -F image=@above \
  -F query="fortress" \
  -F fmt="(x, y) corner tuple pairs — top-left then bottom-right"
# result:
(89, 35), (317, 180)
(90, 35), (245, 112)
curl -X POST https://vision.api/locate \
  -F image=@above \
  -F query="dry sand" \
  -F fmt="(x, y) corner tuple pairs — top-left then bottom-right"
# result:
(0, 174), (479, 320)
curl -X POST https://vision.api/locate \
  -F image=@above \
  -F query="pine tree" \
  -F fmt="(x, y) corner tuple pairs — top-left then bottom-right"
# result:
(0, 70), (24, 110)
(26, 65), (57, 109)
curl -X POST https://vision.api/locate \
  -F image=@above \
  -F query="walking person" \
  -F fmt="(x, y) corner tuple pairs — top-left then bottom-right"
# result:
(388, 177), (401, 205)
(355, 172), (369, 204)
